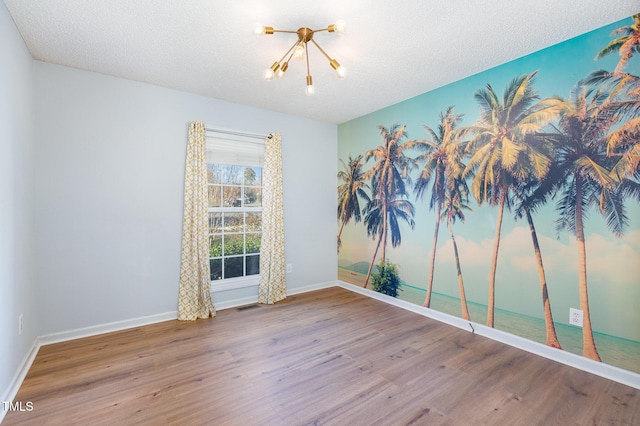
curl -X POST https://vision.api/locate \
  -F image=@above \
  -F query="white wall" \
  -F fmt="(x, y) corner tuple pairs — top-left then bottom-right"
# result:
(34, 61), (337, 335)
(0, 1), (38, 404)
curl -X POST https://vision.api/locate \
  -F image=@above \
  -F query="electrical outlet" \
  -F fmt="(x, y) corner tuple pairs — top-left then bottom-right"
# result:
(569, 308), (583, 327)
(18, 314), (23, 335)
(286, 264), (292, 273)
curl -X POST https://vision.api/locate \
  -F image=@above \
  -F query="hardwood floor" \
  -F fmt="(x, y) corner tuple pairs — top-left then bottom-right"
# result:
(4, 287), (639, 425)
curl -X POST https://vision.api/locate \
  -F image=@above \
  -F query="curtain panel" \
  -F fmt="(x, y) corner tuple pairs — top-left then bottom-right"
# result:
(258, 133), (287, 304)
(177, 121), (216, 320)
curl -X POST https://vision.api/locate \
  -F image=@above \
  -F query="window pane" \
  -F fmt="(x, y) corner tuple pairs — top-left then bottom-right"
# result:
(222, 185), (242, 207)
(243, 167), (262, 186)
(222, 165), (243, 185)
(245, 187), (262, 207)
(224, 234), (244, 256)
(208, 185), (222, 207)
(210, 259), (222, 281)
(209, 235), (222, 257)
(246, 255), (260, 276)
(208, 213), (222, 234)
(207, 162), (262, 282)
(246, 233), (261, 254)
(224, 257), (243, 279)
(224, 213), (243, 233)
(246, 212), (261, 232)
(207, 164), (223, 184)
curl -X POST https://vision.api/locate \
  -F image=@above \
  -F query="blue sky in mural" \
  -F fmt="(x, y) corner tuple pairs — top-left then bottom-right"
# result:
(338, 16), (640, 344)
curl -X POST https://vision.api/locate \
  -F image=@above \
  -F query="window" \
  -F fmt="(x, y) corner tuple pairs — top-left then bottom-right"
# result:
(206, 133), (264, 282)
(207, 164), (262, 281)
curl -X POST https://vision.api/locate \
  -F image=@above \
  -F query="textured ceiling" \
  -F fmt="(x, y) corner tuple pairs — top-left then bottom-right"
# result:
(4, 0), (639, 124)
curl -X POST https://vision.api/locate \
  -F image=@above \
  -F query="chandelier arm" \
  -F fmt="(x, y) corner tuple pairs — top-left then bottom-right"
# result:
(309, 39), (333, 62)
(271, 29), (298, 34)
(305, 42), (311, 77)
(284, 46), (297, 63)
(278, 39), (300, 63)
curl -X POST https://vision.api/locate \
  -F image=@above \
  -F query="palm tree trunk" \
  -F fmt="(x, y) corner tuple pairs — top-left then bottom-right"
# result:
(337, 220), (346, 254)
(364, 231), (383, 289)
(575, 177), (601, 361)
(487, 187), (506, 328)
(525, 209), (561, 349)
(381, 200), (388, 264)
(449, 220), (470, 321)
(423, 203), (441, 308)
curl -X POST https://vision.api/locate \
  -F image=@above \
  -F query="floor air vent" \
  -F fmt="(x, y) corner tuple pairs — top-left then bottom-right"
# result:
(236, 304), (260, 311)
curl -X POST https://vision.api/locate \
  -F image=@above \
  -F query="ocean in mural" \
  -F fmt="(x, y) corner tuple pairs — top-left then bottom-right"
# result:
(337, 15), (640, 374)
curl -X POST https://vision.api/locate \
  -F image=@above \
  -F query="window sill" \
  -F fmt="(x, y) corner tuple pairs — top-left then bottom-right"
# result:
(210, 275), (259, 292)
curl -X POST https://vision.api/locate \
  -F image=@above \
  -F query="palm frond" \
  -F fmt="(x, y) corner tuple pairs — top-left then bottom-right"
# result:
(576, 155), (616, 188)
(600, 188), (628, 236)
(595, 37), (627, 60)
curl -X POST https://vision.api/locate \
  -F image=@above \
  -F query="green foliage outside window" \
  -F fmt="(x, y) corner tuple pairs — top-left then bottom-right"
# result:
(210, 235), (261, 257)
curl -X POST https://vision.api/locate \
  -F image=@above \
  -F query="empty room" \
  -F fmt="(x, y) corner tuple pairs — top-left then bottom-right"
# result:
(1, 1), (639, 424)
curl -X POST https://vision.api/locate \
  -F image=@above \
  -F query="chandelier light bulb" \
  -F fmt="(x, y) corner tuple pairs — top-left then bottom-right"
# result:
(329, 59), (347, 79)
(306, 75), (315, 96)
(263, 62), (280, 81)
(276, 62), (289, 79)
(305, 84), (315, 96)
(329, 19), (346, 35)
(294, 43), (305, 60)
(253, 24), (274, 36)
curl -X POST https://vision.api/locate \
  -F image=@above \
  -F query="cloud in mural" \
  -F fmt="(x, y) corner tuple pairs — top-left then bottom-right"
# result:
(434, 226), (640, 288)
(585, 230), (640, 287)
(436, 234), (493, 267)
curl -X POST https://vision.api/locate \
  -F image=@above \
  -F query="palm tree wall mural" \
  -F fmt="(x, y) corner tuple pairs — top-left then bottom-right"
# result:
(595, 13), (640, 74)
(537, 83), (638, 361)
(360, 124), (415, 288)
(462, 71), (563, 328)
(513, 170), (563, 349)
(336, 14), (640, 374)
(404, 106), (466, 308)
(441, 179), (472, 321)
(337, 155), (370, 253)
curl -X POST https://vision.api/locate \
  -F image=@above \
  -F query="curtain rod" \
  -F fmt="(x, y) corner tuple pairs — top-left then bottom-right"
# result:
(204, 126), (271, 141)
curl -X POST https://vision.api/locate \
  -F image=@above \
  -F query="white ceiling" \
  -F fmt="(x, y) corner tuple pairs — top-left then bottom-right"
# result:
(4, 0), (639, 124)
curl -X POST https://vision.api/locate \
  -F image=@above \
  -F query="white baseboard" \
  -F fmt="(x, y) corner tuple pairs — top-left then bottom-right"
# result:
(336, 280), (640, 390)
(38, 311), (178, 346)
(288, 280), (337, 296)
(214, 295), (259, 310)
(1, 339), (40, 423)
(213, 280), (337, 310)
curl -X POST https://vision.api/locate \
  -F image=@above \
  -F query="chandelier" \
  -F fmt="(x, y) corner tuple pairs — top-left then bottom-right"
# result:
(254, 20), (346, 95)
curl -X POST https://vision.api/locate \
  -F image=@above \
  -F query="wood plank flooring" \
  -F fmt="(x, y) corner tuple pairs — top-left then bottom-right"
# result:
(4, 287), (639, 425)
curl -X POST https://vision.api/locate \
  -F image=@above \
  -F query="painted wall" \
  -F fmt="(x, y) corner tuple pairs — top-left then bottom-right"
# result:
(33, 61), (337, 335)
(0, 0), (38, 406)
(338, 16), (640, 374)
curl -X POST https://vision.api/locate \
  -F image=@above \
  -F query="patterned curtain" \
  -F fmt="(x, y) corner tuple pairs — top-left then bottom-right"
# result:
(258, 133), (287, 304)
(177, 121), (216, 320)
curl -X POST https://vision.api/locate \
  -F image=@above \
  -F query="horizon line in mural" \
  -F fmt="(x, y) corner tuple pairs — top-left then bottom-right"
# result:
(337, 14), (640, 370)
